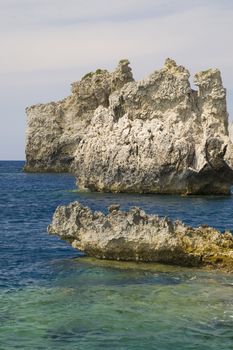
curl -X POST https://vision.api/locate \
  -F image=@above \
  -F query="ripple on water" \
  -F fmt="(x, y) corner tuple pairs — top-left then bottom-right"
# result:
(0, 161), (233, 350)
(1, 263), (233, 350)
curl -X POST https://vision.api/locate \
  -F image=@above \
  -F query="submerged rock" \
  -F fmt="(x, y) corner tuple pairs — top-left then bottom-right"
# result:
(25, 59), (233, 194)
(48, 201), (233, 271)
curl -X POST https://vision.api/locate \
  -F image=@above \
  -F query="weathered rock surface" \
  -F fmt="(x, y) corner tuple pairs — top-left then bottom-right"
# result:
(48, 201), (233, 271)
(25, 58), (233, 194)
(24, 59), (133, 172)
(229, 122), (233, 143)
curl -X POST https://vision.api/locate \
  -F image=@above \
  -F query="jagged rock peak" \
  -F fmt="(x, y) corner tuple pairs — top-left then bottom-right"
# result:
(71, 58), (134, 94)
(163, 57), (190, 76)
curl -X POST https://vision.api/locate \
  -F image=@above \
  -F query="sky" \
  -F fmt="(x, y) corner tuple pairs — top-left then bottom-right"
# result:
(1, 0), (233, 160)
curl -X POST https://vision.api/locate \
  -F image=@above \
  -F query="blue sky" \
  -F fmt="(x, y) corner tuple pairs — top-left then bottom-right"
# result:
(1, 0), (233, 159)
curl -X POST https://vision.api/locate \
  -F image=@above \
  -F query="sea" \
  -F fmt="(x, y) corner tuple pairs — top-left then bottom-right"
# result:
(0, 161), (232, 350)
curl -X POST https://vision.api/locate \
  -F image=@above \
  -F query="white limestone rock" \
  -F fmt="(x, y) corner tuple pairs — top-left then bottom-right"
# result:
(48, 201), (233, 270)
(25, 58), (233, 194)
(24, 59), (133, 172)
(74, 59), (233, 194)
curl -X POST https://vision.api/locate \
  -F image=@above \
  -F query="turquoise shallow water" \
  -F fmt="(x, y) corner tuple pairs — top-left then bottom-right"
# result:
(0, 161), (233, 349)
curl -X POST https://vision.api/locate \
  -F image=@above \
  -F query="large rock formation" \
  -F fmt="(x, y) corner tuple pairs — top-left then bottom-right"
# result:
(48, 201), (233, 271)
(24, 60), (134, 172)
(25, 59), (233, 194)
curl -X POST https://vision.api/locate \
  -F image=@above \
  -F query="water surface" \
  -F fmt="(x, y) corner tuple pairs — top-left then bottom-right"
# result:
(0, 161), (232, 349)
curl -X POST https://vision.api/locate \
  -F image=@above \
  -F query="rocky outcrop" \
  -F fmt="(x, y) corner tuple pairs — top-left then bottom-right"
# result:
(24, 60), (134, 172)
(25, 58), (233, 194)
(74, 60), (233, 194)
(48, 201), (233, 271)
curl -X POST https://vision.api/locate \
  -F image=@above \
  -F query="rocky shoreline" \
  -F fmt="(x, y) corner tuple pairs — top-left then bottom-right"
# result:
(48, 201), (233, 272)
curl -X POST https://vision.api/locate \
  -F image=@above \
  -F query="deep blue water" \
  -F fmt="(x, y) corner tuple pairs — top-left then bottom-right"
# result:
(0, 161), (233, 350)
